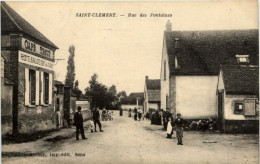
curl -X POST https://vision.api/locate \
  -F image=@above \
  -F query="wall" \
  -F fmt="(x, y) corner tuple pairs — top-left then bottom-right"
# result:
(224, 94), (259, 120)
(148, 102), (160, 111)
(1, 83), (13, 135)
(76, 101), (91, 121)
(160, 37), (170, 111)
(175, 76), (218, 119)
(144, 84), (148, 113)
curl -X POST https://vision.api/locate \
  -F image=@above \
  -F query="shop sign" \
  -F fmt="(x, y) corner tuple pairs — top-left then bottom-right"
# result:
(21, 38), (54, 60)
(18, 51), (54, 70)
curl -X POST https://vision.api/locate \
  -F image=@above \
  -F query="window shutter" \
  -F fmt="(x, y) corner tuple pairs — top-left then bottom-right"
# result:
(49, 73), (53, 105)
(244, 99), (256, 116)
(41, 71), (44, 105)
(25, 68), (30, 105)
(30, 70), (36, 105)
(35, 71), (40, 105)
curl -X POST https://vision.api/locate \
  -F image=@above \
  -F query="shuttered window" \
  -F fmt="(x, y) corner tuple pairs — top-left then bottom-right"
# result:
(44, 72), (49, 104)
(244, 99), (256, 116)
(29, 69), (36, 105)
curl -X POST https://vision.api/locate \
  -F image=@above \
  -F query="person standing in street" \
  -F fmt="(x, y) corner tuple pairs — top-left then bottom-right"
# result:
(74, 106), (87, 140)
(173, 113), (185, 145)
(134, 107), (137, 121)
(93, 108), (104, 132)
(166, 117), (173, 139)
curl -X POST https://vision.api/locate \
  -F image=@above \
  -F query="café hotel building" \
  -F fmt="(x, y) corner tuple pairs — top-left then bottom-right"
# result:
(1, 2), (59, 134)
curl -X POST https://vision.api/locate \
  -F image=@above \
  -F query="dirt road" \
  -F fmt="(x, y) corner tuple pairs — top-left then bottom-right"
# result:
(2, 111), (258, 164)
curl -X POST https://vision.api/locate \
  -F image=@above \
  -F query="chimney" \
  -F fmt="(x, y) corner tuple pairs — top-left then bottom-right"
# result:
(165, 20), (172, 32)
(145, 76), (148, 81)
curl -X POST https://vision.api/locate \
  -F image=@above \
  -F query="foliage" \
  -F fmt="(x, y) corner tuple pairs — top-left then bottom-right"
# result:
(85, 74), (119, 110)
(65, 45), (76, 89)
(72, 80), (83, 99)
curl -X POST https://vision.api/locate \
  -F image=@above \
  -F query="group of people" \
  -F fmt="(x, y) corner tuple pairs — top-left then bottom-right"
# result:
(74, 106), (104, 140)
(102, 109), (113, 121)
(163, 108), (186, 145)
(132, 108), (143, 121)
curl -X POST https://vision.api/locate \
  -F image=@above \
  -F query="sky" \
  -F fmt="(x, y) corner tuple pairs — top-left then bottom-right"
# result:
(6, 1), (258, 95)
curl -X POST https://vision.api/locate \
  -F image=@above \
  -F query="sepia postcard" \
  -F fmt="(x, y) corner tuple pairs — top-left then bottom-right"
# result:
(1, 1), (259, 164)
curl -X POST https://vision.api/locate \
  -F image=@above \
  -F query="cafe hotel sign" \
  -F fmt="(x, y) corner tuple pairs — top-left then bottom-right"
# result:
(21, 37), (54, 60)
(19, 38), (55, 71)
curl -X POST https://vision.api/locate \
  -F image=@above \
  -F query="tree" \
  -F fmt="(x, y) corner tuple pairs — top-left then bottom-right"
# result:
(65, 45), (76, 89)
(85, 74), (108, 109)
(72, 80), (83, 99)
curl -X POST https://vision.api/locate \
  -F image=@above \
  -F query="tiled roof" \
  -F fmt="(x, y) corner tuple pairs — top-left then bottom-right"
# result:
(146, 79), (161, 90)
(129, 92), (144, 98)
(147, 90), (160, 102)
(1, 2), (58, 49)
(221, 65), (259, 95)
(164, 29), (258, 75)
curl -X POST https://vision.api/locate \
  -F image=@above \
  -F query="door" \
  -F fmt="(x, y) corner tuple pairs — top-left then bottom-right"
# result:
(217, 90), (224, 132)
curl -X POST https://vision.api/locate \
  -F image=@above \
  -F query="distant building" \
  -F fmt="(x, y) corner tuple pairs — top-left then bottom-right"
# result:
(1, 2), (59, 134)
(160, 20), (258, 120)
(122, 92), (144, 111)
(144, 76), (161, 114)
(217, 65), (259, 133)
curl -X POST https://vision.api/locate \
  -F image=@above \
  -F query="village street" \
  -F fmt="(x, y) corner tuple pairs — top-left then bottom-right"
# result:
(2, 111), (259, 164)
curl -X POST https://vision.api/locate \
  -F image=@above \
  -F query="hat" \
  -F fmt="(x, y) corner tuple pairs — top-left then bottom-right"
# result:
(177, 113), (181, 116)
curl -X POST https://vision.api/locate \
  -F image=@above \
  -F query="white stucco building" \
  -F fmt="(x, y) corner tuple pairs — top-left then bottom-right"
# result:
(160, 20), (258, 120)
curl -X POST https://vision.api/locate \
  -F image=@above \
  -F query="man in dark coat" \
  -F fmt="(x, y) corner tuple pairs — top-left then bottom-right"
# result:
(173, 113), (185, 145)
(93, 108), (103, 132)
(74, 106), (87, 140)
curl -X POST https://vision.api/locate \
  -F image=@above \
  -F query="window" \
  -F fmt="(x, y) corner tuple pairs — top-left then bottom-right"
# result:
(44, 72), (49, 104)
(166, 95), (169, 108)
(29, 69), (36, 105)
(236, 55), (249, 63)
(164, 60), (166, 80)
(234, 102), (244, 114)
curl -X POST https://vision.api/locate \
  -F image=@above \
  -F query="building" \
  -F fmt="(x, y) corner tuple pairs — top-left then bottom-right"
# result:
(54, 81), (65, 128)
(1, 55), (14, 135)
(144, 76), (161, 114)
(217, 65), (259, 133)
(160, 20), (258, 120)
(1, 2), (59, 134)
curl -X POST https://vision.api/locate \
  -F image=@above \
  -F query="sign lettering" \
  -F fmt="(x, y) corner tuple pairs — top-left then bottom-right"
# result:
(21, 38), (54, 60)
(18, 51), (54, 70)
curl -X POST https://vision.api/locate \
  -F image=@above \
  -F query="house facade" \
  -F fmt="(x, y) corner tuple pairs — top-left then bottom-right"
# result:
(1, 2), (59, 134)
(217, 65), (259, 133)
(160, 20), (258, 120)
(144, 76), (161, 114)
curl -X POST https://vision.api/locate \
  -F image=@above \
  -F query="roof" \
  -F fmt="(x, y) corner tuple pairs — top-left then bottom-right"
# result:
(146, 79), (161, 90)
(129, 92), (144, 98)
(54, 80), (64, 86)
(1, 2), (58, 49)
(164, 29), (259, 75)
(147, 90), (160, 102)
(221, 65), (259, 95)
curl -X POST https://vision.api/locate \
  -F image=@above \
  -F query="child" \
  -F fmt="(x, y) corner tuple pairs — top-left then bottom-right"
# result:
(173, 113), (185, 145)
(89, 118), (94, 133)
(166, 117), (173, 139)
